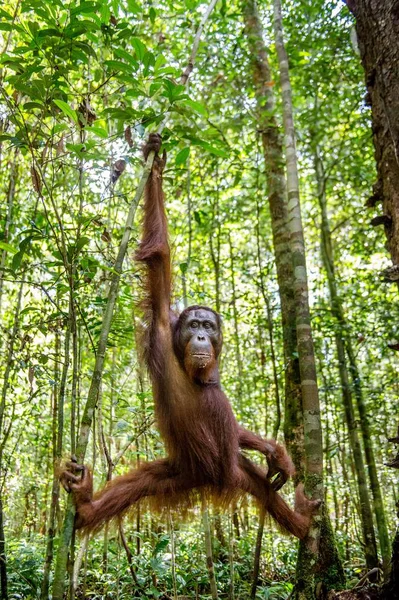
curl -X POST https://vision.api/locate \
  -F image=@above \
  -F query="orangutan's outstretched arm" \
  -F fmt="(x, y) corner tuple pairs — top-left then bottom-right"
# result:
(238, 427), (295, 490)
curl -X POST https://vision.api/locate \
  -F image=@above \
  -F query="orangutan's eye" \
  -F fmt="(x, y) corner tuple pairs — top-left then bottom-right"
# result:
(191, 321), (199, 329)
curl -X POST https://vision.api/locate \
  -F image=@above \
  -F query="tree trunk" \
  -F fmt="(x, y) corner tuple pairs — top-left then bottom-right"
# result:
(244, 2), (344, 595)
(242, 0), (304, 476)
(0, 281), (23, 600)
(202, 502), (218, 600)
(348, 0), (399, 264)
(40, 329), (63, 600)
(273, 1), (342, 597)
(348, 0), (399, 592)
(0, 150), (18, 318)
(228, 231), (244, 407)
(0, 497), (7, 600)
(314, 143), (389, 570)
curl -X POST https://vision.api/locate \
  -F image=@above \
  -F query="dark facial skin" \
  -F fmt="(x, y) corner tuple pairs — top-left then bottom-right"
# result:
(180, 309), (221, 370)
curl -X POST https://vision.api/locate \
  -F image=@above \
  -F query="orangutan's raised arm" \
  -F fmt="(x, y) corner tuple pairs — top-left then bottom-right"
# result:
(135, 133), (171, 330)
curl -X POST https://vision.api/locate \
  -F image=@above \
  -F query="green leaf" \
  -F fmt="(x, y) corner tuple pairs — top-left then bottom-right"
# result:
(114, 48), (139, 69)
(12, 249), (24, 272)
(193, 139), (229, 158)
(24, 101), (44, 110)
(131, 37), (146, 62)
(153, 537), (169, 555)
(175, 147), (190, 165)
(183, 99), (208, 117)
(0, 241), (18, 255)
(143, 51), (155, 73)
(104, 59), (134, 74)
(153, 54), (166, 73)
(179, 261), (188, 274)
(70, 2), (100, 16)
(90, 125), (109, 138)
(53, 99), (78, 124)
(75, 236), (90, 253)
(127, 0), (141, 12)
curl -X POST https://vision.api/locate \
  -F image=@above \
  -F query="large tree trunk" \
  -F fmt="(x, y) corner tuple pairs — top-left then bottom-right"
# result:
(348, 0), (399, 595)
(348, 0), (399, 265)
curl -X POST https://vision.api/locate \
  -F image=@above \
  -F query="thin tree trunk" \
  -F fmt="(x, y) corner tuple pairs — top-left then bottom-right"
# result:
(169, 513), (178, 600)
(382, 430), (399, 599)
(228, 513), (235, 600)
(250, 507), (265, 600)
(40, 329), (62, 600)
(0, 281), (23, 600)
(0, 150), (18, 318)
(182, 157), (192, 308)
(119, 524), (141, 588)
(209, 173), (222, 314)
(51, 5), (219, 595)
(346, 338), (391, 569)
(228, 231), (244, 405)
(71, 533), (89, 595)
(273, 2), (335, 597)
(0, 496), (6, 600)
(255, 195), (281, 438)
(242, 0), (304, 476)
(314, 145), (384, 570)
(202, 500), (218, 600)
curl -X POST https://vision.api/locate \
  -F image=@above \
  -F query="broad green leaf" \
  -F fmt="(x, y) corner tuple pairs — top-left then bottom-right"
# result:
(75, 236), (90, 253)
(127, 0), (141, 12)
(24, 101), (44, 110)
(131, 37), (146, 62)
(154, 54), (166, 73)
(12, 249), (24, 272)
(104, 59), (134, 74)
(90, 125), (109, 138)
(53, 99), (78, 124)
(114, 48), (139, 69)
(183, 99), (208, 117)
(175, 147), (190, 165)
(0, 241), (18, 255)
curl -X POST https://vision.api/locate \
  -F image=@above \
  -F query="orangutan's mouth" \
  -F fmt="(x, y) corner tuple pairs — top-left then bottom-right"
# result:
(192, 353), (211, 359)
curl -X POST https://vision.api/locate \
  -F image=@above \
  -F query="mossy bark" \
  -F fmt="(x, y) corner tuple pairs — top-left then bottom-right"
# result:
(273, 0), (345, 596)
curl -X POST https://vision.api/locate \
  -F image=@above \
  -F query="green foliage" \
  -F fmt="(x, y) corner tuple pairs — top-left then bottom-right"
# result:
(0, 0), (398, 597)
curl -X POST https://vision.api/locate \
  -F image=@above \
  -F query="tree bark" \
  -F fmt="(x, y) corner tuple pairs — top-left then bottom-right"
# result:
(348, 0), (399, 593)
(242, 0), (304, 476)
(244, 2), (344, 596)
(0, 281), (23, 600)
(0, 496), (6, 600)
(349, 0), (399, 264)
(314, 146), (380, 571)
(273, 1), (342, 597)
(51, 4), (220, 596)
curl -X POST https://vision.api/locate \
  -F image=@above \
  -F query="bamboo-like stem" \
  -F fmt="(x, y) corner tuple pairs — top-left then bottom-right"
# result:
(51, 2), (220, 596)
(202, 498), (218, 600)
(0, 281), (23, 600)
(273, 0), (323, 596)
